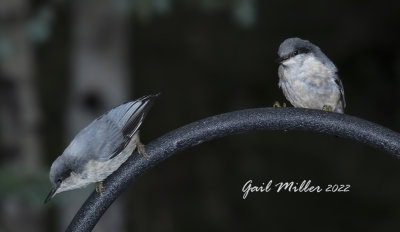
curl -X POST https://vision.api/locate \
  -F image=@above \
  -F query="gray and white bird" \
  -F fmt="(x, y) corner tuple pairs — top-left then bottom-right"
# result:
(276, 37), (346, 113)
(44, 94), (159, 203)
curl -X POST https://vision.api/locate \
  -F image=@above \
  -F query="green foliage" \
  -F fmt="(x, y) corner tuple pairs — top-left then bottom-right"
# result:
(0, 34), (12, 60)
(27, 5), (54, 44)
(0, 167), (50, 208)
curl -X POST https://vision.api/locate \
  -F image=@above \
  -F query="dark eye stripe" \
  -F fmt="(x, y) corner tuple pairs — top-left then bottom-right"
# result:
(289, 47), (310, 59)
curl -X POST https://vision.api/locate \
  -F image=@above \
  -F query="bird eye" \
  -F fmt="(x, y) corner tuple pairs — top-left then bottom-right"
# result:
(57, 179), (62, 185)
(293, 50), (298, 56)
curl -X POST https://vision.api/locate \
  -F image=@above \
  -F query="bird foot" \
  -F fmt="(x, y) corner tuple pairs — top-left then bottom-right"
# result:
(96, 181), (104, 196)
(273, 101), (286, 108)
(137, 143), (150, 160)
(135, 131), (150, 160)
(322, 105), (333, 112)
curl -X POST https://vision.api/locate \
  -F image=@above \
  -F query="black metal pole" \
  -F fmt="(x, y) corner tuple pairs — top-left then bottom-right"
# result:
(66, 107), (400, 231)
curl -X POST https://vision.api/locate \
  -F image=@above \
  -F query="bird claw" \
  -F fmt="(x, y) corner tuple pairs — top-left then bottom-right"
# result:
(273, 101), (286, 108)
(322, 105), (333, 112)
(96, 181), (104, 196)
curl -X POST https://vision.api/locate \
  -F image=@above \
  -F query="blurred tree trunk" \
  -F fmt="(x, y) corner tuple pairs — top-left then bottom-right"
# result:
(0, 0), (44, 231)
(57, 0), (131, 231)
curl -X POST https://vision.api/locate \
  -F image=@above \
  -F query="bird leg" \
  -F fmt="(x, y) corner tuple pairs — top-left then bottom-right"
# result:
(96, 181), (104, 196)
(273, 101), (286, 108)
(135, 132), (150, 160)
(137, 143), (149, 160)
(322, 105), (333, 112)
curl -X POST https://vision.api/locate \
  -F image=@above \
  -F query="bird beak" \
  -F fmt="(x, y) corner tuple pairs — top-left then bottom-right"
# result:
(275, 56), (286, 64)
(44, 186), (58, 204)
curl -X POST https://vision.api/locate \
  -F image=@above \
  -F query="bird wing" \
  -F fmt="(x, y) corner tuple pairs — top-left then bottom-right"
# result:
(334, 78), (346, 109)
(101, 94), (159, 160)
(67, 94), (159, 162)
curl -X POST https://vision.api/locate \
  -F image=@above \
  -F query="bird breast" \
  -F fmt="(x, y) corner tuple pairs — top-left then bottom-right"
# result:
(278, 55), (341, 110)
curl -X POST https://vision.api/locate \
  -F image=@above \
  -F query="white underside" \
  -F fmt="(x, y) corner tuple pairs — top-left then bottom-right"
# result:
(278, 55), (343, 113)
(55, 133), (140, 194)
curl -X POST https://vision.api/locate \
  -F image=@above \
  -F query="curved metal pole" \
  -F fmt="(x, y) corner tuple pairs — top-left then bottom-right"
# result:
(66, 107), (400, 231)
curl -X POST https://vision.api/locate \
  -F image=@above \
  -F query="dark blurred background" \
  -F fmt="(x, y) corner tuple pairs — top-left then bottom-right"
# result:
(1, 0), (400, 231)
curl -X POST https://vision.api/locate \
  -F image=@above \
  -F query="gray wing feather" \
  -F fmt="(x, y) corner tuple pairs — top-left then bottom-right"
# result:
(103, 94), (159, 159)
(64, 94), (159, 162)
(334, 77), (346, 109)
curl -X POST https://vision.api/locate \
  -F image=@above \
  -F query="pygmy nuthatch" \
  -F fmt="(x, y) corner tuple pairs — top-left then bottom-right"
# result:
(276, 37), (346, 113)
(44, 94), (159, 203)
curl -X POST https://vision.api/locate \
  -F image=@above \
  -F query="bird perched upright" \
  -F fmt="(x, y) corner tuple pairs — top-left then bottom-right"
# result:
(44, 93), (159, 203)
(276, 37), (346, 113)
